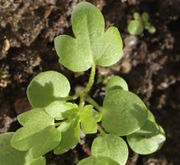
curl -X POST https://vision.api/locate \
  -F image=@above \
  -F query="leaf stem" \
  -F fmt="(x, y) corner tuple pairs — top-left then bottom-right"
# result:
(97, 125), (106, 135)
(79, 64), (96, 108)
(85, 96), (103, 112)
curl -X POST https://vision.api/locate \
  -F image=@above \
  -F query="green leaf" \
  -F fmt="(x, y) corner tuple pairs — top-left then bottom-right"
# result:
(17, 108), (54, 126)
(128, 20), (144, 35)
(0, 132), (27, 165)
(127, 119), (166, 155)
(27, 71), (70, 107)
(11, 109), (61, 157)
(0, 133), (46, 165)
(142, 12), (149, 22)
(44, 101), (78, 120)
(106, 76), (128, 92)
(55, 2), (123, 72)
(102, 88), (148, 136)
(80, 105), (97, 134)
(54, 117), (80, 154)
(91, 134), (128, 165)
(78, 156), (119, 165)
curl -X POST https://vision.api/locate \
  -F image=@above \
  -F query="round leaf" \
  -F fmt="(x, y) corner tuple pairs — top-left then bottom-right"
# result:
(91, 134), (128, 165)
(106, 76), (128, 92)
(128, 20), (144, 35)
(102, 88), (148, 136)
(27, 71), (70, 108)
(127, 120), (166, 155)
(78, 156), (119, 165)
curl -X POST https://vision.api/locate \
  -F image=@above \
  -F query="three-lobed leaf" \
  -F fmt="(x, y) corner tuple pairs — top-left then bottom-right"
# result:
(11, 109), (61, 157)
(91, 134), (128, 165)
(55, 2), (123, 72)
(102, 88), (148, 136)
(27, 71), (70, 108)
(0, 133), (46, 165)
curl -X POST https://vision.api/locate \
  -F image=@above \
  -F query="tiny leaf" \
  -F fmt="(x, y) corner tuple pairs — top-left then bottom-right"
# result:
(102, 88), (148, 136)
(80, 105), (97, 134)
(27, 71), (70, 107)
(55, 2), (123, 72)
(91, 134), (128, 165)
(127, 119), (166, 155)
(128, 20), (144, 35)
(78, 156), (119, 165)
(54, 117), (80, 154)
(106, 76), (128, 92)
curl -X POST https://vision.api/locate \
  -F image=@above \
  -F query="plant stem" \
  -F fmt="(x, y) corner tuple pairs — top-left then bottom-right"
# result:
(85, 96), (103, 112)
(98, 125), (106, 135)
(79, 64), (96, 108)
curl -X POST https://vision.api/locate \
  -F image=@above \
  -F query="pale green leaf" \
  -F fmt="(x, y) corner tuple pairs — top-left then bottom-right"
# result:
(102, 88), (148, 136)
(128, 20), (144, 35)
(80, 105), (97, 134)
(127, 119), (166, 155)
(0, 133), (46, 165)
(54, 117), (80, 154)
(44, 101), (78, 120)
(91, 134), (128, 165)
(27, 71), (70, 107)
(106, 76), (128, 92)
(17, 108), (54, 126)
(55, 2), (123, 72)
(78, 156), (119, 165)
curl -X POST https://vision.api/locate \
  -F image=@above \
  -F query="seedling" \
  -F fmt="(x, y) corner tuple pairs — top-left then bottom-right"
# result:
(128, 12), (156, 35)
(0, 2), (165, 165)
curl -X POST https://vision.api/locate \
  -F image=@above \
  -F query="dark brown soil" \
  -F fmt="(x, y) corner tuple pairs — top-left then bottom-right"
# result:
(0, 0), (180, 164)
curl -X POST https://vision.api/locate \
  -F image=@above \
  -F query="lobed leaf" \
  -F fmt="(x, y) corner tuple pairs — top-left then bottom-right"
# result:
(54, 117), (80, 154)
(91, 134), (128, 165)
(0, 133), (46, 165)
(106, 76), (128, 92)
(55, 2), (123, 72)
(127, 118), (166, 155)
(78, 156), (119, 165)
(11, 109), (61, 157)
(27, 71), (70, 108)
(102, 88), (148, 136)
(80, 105), (97, 134)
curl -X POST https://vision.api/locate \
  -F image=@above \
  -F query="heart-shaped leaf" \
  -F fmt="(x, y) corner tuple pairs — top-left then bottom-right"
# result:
(80, 105), (97, 134)
(91, 134), (128, 165)
(55, 2), (123, 72)
(106, 76), (128, 92)
(102, 88), (148, 136)
(127, 118), (166, 155)
(128, 20), (144, 35)
(78, 156), (119, 165)
(11, 109), (61, 157)
(27, 71), (70, 108)
(54, 117), (80, 154)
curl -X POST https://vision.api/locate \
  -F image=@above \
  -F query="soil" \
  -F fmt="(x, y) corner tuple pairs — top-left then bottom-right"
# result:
(0, 0), (180, 165)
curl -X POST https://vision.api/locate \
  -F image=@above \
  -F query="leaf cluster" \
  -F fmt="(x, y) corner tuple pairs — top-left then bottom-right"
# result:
(128, 12), (156, 35)
(0, 2), (165, 165)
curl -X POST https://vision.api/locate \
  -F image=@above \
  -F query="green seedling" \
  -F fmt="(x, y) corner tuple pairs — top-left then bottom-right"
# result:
(128, 12), (156, 35)
(0, 2), (165, 165)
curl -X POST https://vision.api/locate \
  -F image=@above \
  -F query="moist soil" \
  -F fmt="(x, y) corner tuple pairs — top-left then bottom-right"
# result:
(0, 0), (180, 164)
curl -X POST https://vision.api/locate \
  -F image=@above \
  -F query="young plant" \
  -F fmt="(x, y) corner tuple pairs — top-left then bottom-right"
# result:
(0, 2), (165, 165)
(128, 12), (156, 35)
